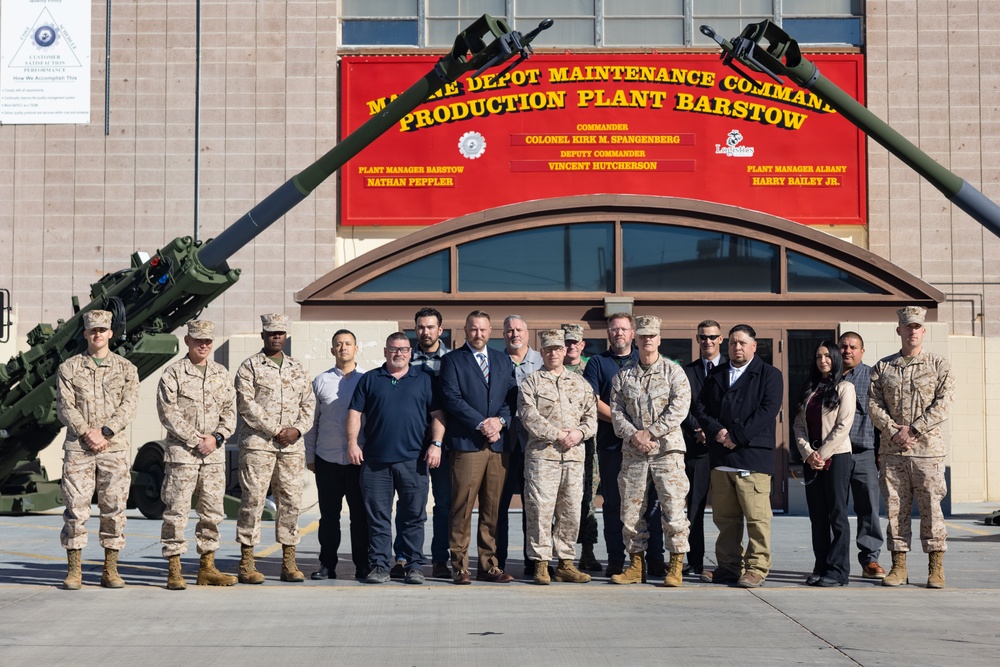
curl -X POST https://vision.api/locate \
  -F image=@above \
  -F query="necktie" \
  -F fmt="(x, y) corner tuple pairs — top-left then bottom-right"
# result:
(705, 359), (713, 376)
(477, 352), (490, 382)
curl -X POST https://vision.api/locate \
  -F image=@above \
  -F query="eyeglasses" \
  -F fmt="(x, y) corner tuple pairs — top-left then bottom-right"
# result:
(386, 347), (411, 354)
(697, 335), (721, 341)
(608, 327), (632, 333)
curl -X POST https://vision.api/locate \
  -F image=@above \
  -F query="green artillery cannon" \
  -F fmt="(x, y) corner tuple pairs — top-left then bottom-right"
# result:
(0, 15), (552, 517)
(701, 20), (1000, 239)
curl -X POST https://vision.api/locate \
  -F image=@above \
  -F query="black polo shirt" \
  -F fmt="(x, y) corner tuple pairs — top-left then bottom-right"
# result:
(349, 364), (440, 463)
(582, 348), (638, 451)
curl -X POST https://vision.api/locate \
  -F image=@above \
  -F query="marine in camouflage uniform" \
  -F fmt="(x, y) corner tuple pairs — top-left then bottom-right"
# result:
(234, 313), (316, 584)
(869, 306), (955, 588)
(57, 309), (140, 590)
(562, 322), (601, 571)
(517, 329), (598, 585)
(157, 320), (238, 589)
(610, 315), (692, 587)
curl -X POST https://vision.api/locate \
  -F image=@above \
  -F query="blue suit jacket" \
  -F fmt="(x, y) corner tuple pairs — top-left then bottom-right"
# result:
(693, 355), (783, 475)
(440, 344), (516, 453)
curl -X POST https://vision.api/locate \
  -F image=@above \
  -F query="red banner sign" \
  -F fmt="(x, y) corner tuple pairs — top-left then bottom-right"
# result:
(340, 54), (866, 227)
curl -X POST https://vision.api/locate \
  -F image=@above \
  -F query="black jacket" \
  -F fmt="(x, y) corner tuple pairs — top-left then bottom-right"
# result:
(694, 355), (783, 474)
(681, 356), (726, 459)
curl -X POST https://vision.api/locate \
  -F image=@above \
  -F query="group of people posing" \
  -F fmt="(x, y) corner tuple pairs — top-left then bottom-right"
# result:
(55, 304), (953, 590)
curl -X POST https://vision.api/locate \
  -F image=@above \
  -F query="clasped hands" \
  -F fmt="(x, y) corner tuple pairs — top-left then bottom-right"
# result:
(478, 417), (503, 444)
(890, 423), (916, 450)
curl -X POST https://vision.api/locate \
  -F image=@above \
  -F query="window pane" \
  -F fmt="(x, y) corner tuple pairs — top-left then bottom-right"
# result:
(518, 0), (595, 16)
(516, 17), (595, 45)
(604, 18), (684, 46)
(659, 339), (692, 365)
(429, 0), (505, 15)
(458, 223), (614, 292)
(405, 329), (453, 350)
(428, 20), (465, 46)
(343, 0), (417, 17)
(782, 18), (862, 45)
(786, 251), (886, 293)
(351, 250), (450, 293)
(697, 0), (772, 16)
(605, 0), (682, 16)
(622, 223), (779, 292)
(342, 20), (418, 45)
(691, 17), (750, 46)
(784, 0), (859, 14)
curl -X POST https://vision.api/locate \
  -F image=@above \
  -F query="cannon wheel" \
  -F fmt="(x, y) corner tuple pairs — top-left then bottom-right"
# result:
(130, 441), (166, 519)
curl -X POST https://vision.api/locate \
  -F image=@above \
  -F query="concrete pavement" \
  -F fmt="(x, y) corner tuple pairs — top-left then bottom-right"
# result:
(2, 504), (999, 666)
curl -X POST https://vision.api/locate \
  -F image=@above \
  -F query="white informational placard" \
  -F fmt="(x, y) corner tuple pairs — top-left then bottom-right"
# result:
(0, 0), (91, 124)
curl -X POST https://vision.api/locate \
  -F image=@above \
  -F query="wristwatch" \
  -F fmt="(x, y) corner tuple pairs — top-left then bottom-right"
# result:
(213, 433), (225, 448)
(498, 417), (507, 428)
(101, 426), (115, 438)
(430, 440), (442, 448)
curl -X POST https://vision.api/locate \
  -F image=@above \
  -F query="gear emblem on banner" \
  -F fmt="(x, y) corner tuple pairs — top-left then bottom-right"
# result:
(34, 25), (59, 49)
(458, 131), (486, 159)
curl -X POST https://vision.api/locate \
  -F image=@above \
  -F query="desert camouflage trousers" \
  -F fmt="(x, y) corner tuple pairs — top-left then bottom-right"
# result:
(60, 449), (130, 550)
(524, 456), (584, 562)
(577, 437), (600, 546)
(880, 454), (947, 553)
(236, 449), (305, 547)
(160, 461), (227, 557)
(619, 449), (690, 554)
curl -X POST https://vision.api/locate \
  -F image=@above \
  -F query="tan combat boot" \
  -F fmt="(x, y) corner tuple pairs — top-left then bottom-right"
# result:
(663, 552), (684, 588)
(611, 552), (644, 585)
(197, 551), (238, 586)
(280, 545), (305, 582)
(64, 549), (82, 590)
(927, 551), (945, 589)
(881, 551), (908, 587)
(166, 554), (187, 590)
(533, 559), (551, 585)
(238, 544), (265, 584)
(554, 559), (591, 583)
(100, 548), (125, 589)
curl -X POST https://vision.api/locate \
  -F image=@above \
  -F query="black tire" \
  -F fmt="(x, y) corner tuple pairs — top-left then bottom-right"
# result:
(130, 442), (166, 519)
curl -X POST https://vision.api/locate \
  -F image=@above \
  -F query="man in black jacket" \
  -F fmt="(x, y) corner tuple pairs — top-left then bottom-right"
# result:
(681, 319), (726, 578)
(694, 324), (783, 588)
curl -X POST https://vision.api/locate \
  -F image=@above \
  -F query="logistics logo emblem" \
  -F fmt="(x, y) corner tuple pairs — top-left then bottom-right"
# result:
(458, 131), (486, 159)
(34, 25), (58, 49)
(715, 129), (755, 157)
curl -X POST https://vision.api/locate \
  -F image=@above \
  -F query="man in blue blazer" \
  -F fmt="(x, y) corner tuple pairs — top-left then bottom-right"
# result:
(440, 311), (517, 584)
(694, 324), (783, 588)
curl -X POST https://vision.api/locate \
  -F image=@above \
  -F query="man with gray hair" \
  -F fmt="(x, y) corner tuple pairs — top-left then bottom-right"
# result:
(57, 309), (140, 590)
(158, 319), (238, 589)
(497, 314), (543, 576)
(869, 306), (955, 588)
(235, 313), (315, 584)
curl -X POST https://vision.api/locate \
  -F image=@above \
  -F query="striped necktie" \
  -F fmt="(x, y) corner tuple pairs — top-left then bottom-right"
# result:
(477, 352), (490, 382)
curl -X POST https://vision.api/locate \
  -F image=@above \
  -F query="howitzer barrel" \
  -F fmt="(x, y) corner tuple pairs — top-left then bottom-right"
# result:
(198, 15), (553, 271)
(702, 22), (1000, 239)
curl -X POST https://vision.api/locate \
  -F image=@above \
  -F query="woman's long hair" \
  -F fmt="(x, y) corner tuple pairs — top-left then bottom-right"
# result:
(796, 340), (844, 413)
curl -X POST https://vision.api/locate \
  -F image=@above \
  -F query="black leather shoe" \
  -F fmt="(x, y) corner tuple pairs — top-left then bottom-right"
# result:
(815, 576), (844, 587)
(605, 562), (625, 577)
(806, 574), (822, 586)
(648, 560), (666, 577)
(390, 560), (406, 579)
(310, 565), (334, 580)
(432, 561), (451, 579)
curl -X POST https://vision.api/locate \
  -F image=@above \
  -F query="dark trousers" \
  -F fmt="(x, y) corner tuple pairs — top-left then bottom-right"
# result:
(684, 453), (711, 571)
(804, 451), (852, 584)
(361, 459), (429, 571)
(394, 451), (451, 564)
(598, 447), (663, 566)
(497, 446), (527, 569)
(314, 456), (368, 573)
(849, 448), (884, 566)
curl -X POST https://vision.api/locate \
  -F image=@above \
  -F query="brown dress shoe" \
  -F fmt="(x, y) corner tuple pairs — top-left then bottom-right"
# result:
(737, 571), (765, 588)
(476, 567), (514, 583)
(453, 570), (472, 585)
(862, 562), (886, 579)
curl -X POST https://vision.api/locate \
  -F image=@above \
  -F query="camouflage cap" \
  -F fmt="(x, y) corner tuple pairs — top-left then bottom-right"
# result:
(539, 329), (565, 348)
(82, 310), (113, 331)
(186, 320), (215, 340)
(260, 313), (289, 332)
(897, 306), (927, 326)
(635, 315), (661, 335)
(561, 323), (584, 342)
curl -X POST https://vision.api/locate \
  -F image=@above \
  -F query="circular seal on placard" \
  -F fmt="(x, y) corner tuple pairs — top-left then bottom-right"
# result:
(34, 25), (59, 49)
(458, 131), (486, 160)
